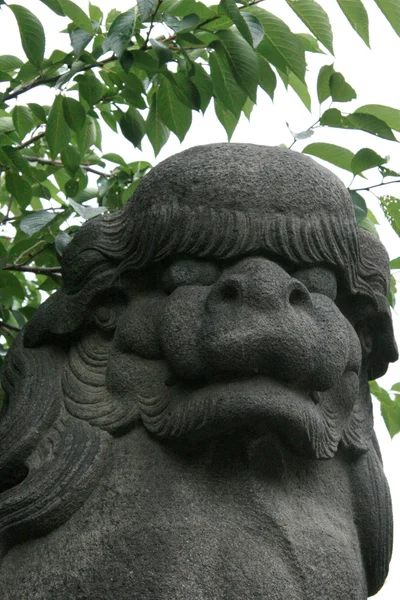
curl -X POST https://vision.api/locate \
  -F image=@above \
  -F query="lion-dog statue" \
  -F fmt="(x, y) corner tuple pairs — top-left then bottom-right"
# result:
(0, 144), (397, 599)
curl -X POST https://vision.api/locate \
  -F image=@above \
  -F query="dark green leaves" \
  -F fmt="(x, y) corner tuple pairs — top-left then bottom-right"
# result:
(12, 105), (34, 139)
(146, 96), (170, 156)
(62, 97), (86, 133)
(46, 95), (70, 159)
(220, 0), (253, 46)
(103, 10), (136, 58)
(70, 28), (93, 57)
(248, 7), (306, 81)
(350, 191), (368, 223)
(118, 108), (145, 147)
(10, 4), (46, 68)
(214, 30), (259, 102)
(137, 0), (158, 22)
(286, 0), (334, 54)
(5, 171), (32, 208)
(209, 49), (246, 117)
(157, 77), (192, 142)
(337, 0), (370, 47)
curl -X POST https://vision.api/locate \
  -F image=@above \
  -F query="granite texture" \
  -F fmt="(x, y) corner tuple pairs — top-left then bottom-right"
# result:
(0, 144), (397, 599)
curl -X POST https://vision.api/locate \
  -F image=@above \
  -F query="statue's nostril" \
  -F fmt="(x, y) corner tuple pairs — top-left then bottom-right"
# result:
(220, 279), (242, 302)
(288, 283), (311, 308)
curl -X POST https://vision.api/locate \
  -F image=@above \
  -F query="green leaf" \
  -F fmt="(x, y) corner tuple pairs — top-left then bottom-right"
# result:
(349, 190), (368, 223)
(10, 4), (46, 68)
(347, 112), (397, 140)
(0, 117), (15, 135)
(69, 198), (106, 220)
(89, 3), (103, 24)
(78, 116), (97, 155)
(157, 76), (192, 142)
(289, 71), (311, 110)
(296, 33), (324, 53)
(214, 30), (259, 101)
(303, 142), (355, 172)
(355, 104), (400, 132)
(57, 0), (93, 33)
(137, 0), (158, 21)
(5, 171), (32, 208)
(150, 39), (173, 66)
(46, 95), (70, 159)
(350, 148), (387, 175)
(220, 0), (253, 46)
(118, 107), (145, 147)
(241, 13), (264, 49)
(257, 55), (276, 100)
(70, 27), (93, 57)
(209, 49), (247, 118)
(337, 0), (370, 47)
(191, 63), (213, 113)
(0, 272), (25, 307)
(39, 0), (65, 16)
(214, 98), (239, 140)
(61, 144), (81, 174)
(390, 257), (400, 269)
(317, 63), (334, 103)
(329, 72), (356, 102)
(320, 108), (397, 140)
(286, 0), (333, 54)
(146, 95), (170, 156)
(20, 210), (57, 236)
(103, 153), (127, 165)
(0, 55), (23, 71)
(373, 0), (400, 36)
(248, 7), (306, 82)
(103, 10), (136, 58)
(28, 103), (47, 123)
(62, 96), (86, 133)
(12, 105), (34, 139)
(55, 231), (72, 255)
(77, 71), (104, 105)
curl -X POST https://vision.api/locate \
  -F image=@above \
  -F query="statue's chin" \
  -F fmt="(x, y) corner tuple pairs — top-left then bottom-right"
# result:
(136, 366), (359, 460)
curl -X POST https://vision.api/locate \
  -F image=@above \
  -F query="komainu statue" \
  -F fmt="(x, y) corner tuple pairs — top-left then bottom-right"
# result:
(0, 144), (397, 599)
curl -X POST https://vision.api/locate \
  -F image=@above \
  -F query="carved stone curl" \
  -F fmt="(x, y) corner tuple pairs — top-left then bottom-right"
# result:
(0, 144), (397, 599)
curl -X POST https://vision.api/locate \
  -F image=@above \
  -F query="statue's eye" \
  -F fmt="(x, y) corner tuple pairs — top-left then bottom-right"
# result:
(162, 259), (220, 294)
(291, 267), (337, 300)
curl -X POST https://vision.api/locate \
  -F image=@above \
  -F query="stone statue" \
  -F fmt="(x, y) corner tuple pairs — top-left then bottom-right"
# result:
(0, 144), (397, 599)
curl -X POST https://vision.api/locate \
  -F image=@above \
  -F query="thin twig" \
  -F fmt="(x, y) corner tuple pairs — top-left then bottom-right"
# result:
(3, 265), (61, 275)
(0, 321), (20, 333)
(14, 241), (50, 267)
(353, 180), (400, 192)
(142, 0), (163, 50)
(16, 132), (45, 150)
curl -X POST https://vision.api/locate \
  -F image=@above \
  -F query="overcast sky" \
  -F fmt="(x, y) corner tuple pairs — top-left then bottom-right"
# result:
(1, 1), (399, 597)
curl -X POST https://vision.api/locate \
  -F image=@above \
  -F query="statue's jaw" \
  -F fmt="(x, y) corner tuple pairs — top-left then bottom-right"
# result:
(136, 368), (359, 460)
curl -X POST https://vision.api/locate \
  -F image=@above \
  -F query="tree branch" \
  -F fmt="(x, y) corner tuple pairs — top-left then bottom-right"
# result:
(2, 56), (117, 102)
(16, 131), (45, 150)
(0, 320), (20, 333)
(22, 155), (109, 177)
(3, 265), (61, 275)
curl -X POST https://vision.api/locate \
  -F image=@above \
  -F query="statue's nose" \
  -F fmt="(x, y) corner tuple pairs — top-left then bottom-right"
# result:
(206, 257), (312, 313)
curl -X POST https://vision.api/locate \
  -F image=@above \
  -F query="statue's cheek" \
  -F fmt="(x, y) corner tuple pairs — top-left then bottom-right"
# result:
(113, 293), (166, 359)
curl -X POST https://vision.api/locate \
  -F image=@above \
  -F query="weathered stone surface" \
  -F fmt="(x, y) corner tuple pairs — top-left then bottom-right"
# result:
(0, 144), (397, 599)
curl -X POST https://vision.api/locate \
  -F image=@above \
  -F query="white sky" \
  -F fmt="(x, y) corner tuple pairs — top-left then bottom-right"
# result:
(1, 0), (399, 597)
